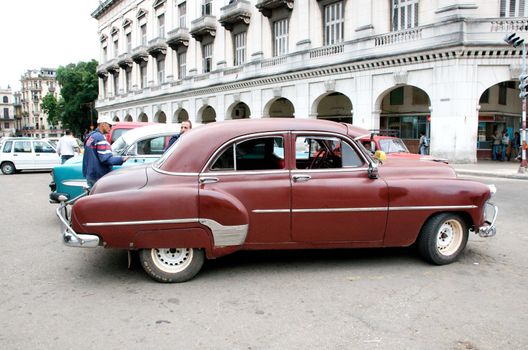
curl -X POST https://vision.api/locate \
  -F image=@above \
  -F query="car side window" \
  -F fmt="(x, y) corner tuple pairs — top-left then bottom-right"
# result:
(2, 141), (12, 153)
(295, 136), (363, 169)
(34, 141), (55, 153)
(136, 136), (166, 155)
(13, 141), (31, 153)
(211, 137), (285, 171)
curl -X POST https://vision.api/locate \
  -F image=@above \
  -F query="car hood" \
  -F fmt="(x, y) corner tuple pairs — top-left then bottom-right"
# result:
(378, 158), (456, 179)
(90, 164), (149, 194)
(388, 152), (448, 163)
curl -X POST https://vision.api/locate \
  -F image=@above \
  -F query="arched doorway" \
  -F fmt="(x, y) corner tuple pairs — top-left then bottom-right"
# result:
(173, 109), (189, 123)
(313, 92), (352, 123)
(477, 80), (521, 160)
(154, 110), (167, 123)
(138, 112), (148, 122)
(227, 102), (250, 119)
(378, 85), (431, 153)
(124, 114), (133, 122)
(264, 97), (295, 118)
(199, 106), (216, 124)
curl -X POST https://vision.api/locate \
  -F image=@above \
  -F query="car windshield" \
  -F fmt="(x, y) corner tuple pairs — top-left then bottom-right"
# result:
(154, 136), (182, 168)
(111, 136), (129, 155)
(379, 138), (409, 153)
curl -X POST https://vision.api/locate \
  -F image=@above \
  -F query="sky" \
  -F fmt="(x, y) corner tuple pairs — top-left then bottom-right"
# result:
(0, 0), (101, 92)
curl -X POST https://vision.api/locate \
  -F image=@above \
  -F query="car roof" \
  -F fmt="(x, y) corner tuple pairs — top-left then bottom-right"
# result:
(120, 123), (183, 144)
(160, 119), (368, 173)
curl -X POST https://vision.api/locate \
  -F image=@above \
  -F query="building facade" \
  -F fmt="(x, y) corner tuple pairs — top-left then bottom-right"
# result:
(92, 0), (528, 162)
(0, 86), (16, 137)
(20, 68), (62, 138)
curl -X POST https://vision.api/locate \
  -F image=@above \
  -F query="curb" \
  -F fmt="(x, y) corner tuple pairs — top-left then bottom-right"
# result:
(454, 170), (528, 180)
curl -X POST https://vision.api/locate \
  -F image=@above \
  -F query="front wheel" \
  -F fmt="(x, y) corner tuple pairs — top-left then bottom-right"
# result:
(1, 162), (16, 175)
(139, 248), (204, 283)
(417, 213), (468, 265)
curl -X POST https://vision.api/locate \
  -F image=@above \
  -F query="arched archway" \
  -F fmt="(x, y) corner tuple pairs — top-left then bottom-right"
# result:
(263, 97), (295, 118)
(312, 92), (352, 123)
(172, 109), (189, 123)
(477, 80), (521, 160)
(154, 110), (167, 123)
(377, 85), (431, 153)
(198, 105), (216, 124)
(112, 115), (120, 122)
(138, 112), (148, 122)
(226, 102), (250, 120)
(124, 114), (133, 122)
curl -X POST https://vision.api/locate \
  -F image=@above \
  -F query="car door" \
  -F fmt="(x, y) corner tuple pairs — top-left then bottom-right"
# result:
(199, 133), (291, 244)
(291, 134), (389, 243)
(33, 140), (60, 169)
(12, 140), (34, 169)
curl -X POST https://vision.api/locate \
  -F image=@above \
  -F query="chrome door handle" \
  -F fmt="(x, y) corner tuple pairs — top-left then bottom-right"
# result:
(199, 177), (219, 184)
(292, 174), (311, 182)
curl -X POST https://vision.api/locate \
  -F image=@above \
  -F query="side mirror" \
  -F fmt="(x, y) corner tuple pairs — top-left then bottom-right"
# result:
(374, 150), (387, 162)
(368, 161), (379, 179)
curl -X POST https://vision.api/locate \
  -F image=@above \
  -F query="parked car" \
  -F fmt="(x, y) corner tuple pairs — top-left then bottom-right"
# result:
(45, 137), (83, 152)
(57, 119), (497, 283)
(359, 134), (448, 163)
(1, 137), (60, 174)
(106, 121), (155, 144)
(49, 123), (182, 202)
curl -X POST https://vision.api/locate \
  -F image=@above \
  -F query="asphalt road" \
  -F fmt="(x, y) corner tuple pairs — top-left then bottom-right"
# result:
(0, 172), (527, 350)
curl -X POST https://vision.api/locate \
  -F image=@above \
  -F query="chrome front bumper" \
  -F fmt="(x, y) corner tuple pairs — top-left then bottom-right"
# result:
(476, 201), (498, 238)
(56, 200), (99, 248)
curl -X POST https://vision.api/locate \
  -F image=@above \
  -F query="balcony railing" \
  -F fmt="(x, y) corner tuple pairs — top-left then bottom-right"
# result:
(219, 0), (252, 30)
(374, 28), (422, 46)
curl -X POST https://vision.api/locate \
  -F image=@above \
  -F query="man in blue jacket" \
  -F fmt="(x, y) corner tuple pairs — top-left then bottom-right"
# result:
(82, 115), (128, 187)
(166, 120), (192, 150)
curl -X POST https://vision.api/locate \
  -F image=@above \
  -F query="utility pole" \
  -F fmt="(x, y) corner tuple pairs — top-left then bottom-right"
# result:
(504, 33), (527, 173)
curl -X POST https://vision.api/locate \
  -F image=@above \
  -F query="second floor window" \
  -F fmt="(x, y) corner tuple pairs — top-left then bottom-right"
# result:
(157, 58), (165, 84)
(2, 96), (8, 103)
(140, 24), (147, 45)
(140, 64), (147, 89)
(113, 73), (119, 95)
(158, 14), (165, 38)
(392, 0), (419, 31)
(113, 39), (119, 57)
(202, 0), (212, 16)
(102, 45), (108, 62)
(126, 69), (132, 91)
(178, 2), (187, 28)
(500, 0), (528, 17)
(4, 108), (9, 118)
(234, 32), (247, 66)
(178, 52), (187, 79)
(324, 1), (344, 45)
(202, 43), (213, 73)
(273, 18), (289, 56)
(126, 32), (132, 51)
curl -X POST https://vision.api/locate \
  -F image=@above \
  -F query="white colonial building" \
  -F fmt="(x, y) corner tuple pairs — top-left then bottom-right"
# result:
(20, 68), (62, 138)
(0, 86), (16, 137)
(92, 0), (528, 162)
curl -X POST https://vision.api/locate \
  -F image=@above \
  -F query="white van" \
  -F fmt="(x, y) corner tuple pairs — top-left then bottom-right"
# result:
(0, 137), (60, 174)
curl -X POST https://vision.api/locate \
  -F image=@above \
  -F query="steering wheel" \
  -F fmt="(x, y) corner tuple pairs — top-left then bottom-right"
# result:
(310, 150), (331, 169)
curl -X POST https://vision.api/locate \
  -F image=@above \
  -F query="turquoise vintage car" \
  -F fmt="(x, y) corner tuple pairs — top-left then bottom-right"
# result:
(49, 124), (182, 203)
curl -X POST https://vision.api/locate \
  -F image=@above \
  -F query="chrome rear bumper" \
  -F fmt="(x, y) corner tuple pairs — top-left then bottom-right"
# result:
(477, 201), (498, 238)
(56, 201), (99, 248)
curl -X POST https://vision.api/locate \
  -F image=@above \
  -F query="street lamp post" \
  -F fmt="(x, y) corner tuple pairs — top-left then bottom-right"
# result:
(504, 33), (527, 173)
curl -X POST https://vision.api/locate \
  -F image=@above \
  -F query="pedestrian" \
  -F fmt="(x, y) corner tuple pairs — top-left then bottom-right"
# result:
(166, 120), (192, 150)
(501, 131), (509, 161)
(491, 127), (501, 161)
(82, 115), (128, 188)
(56, 130), (80, 164)
(512, 131), (521, 161)
(419, 131), (429, 155)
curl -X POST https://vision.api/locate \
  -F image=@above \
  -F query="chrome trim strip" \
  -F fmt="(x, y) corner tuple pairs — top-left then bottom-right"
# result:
(253, 209), (290, 213)
(388, 205), (477, 211)
(62, 179), (88, 187)
(293, 207), (388, 213)
(84, 218), (199, 227)
(206, 169), (290, 176)
(290, 167), (368, 174)
(151, 166), (199, 176)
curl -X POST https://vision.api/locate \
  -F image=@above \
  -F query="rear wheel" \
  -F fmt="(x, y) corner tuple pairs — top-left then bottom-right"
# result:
(1, 162), (16, 175)
(139, 247), (204, 283)
(417, 213), (468, 265)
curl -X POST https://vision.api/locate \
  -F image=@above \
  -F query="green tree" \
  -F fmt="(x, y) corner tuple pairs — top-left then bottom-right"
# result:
(56, 60), (99, 136)
(41, 93), (62, 127)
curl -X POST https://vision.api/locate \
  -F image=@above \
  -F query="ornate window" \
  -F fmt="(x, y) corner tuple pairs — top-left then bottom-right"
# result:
(178, 2), (187, 28)
(157, 58), (165, 84)
(392, 0), (418, 32)
(323, 1), (344, 45)
(500, 0), (528, 17)
(178, 52), (187, 79)
(202, 0), (213, 16)
(273, 18), (289, 56)
(234, 32), (247, 66)
(202, 43), (213, 73)
(158, 13), (165, 38)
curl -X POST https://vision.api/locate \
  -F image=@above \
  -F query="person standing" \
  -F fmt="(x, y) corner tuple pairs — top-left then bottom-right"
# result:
(166, 120), (192, 149)
(82, 115), (128, 187)
(56, 130), (80, 164)
(419, 131), (429, 155)
(512, 131), (521, 161)
(501, 131), (509, 161)
(491, 128), (501, 161)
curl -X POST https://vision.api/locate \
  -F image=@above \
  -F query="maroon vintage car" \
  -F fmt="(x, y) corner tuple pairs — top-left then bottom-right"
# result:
(57, 119), (497, 283)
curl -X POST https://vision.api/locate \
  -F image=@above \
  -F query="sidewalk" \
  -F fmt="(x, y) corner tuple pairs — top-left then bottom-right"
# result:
(450, 160), (528, 180)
